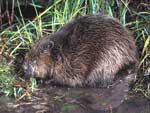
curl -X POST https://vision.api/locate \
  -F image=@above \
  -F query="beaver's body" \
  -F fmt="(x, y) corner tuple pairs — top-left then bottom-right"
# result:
(23, 14), (138, 87)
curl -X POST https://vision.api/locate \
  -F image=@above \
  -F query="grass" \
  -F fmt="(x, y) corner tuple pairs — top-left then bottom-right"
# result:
(0, 0), (150, 99)
(0, 58), (37, 99)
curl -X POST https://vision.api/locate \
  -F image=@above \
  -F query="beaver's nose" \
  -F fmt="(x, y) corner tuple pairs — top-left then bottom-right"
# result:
(23, 62), (33, 77)
(23, 64), (29, 76)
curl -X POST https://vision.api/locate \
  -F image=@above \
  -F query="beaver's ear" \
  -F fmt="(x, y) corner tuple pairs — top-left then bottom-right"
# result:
(51, 48), (63, 63)
(49, 41), (54, 48)
(44, 41), (54, 49)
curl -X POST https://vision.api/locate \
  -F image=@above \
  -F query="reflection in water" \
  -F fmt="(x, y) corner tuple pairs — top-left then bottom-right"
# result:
(0, 85), (149, 113)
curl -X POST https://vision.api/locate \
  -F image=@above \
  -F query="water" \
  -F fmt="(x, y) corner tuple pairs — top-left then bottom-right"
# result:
(0, 85), (149, 113)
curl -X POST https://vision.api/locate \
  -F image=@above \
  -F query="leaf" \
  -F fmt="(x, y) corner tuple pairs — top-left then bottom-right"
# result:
(144, 35), (150, 49)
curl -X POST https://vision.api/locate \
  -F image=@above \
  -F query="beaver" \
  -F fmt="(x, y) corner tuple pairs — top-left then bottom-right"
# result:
(23, 14), (138, 88)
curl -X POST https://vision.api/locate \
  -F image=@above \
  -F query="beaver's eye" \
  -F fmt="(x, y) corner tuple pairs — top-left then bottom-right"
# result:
(51, 48), (63, 63)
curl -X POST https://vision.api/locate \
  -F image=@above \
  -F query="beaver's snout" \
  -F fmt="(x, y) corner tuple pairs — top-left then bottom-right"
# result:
(23, 61), (35, 77)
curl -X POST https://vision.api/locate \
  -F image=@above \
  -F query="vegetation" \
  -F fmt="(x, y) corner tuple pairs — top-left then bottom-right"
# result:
(0, 0), (150, 99)
(0, 58), (37, 100)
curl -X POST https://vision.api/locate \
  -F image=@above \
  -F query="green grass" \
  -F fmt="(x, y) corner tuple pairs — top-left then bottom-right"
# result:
(0, 0), (150, 99)
(0, 59), (37, 99)
(0, 60), (16, 96)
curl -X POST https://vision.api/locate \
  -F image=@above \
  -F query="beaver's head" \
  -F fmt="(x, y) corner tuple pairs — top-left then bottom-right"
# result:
(23, 38), (63, 79)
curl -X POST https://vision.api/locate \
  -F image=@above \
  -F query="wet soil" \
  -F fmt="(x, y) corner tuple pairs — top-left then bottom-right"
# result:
(0, 85), (149, 113)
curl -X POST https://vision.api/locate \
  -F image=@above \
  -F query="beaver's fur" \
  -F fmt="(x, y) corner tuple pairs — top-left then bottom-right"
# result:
(23, 14), (138, 87)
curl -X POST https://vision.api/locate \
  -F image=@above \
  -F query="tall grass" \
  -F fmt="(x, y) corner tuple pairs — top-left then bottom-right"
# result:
(0, 0), (150, 98)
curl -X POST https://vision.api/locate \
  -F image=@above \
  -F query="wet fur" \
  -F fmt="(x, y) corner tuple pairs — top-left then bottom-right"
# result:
(23, 14), (138, 87)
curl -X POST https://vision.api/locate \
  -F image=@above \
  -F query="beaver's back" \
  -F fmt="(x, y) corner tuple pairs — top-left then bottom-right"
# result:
(51, 14), (138, 87)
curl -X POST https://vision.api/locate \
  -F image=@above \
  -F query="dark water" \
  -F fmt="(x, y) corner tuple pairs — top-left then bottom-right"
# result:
(0, 85), (149, 113)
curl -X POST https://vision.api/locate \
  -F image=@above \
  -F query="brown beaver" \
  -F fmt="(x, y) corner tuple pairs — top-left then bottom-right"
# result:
(23, 14), (138, 88)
